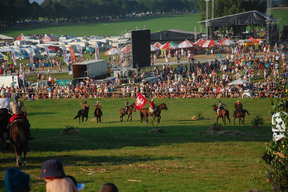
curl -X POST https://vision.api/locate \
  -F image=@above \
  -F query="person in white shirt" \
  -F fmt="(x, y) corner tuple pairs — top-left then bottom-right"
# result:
(271, 100), (288, 142)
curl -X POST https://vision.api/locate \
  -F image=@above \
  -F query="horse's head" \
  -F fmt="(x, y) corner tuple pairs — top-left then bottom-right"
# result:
(212, 105), (217, 111)
(159, 103), (168, 110)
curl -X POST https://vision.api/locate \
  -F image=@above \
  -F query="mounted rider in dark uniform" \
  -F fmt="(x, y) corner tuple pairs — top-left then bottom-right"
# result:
(124, 100), (129, 113)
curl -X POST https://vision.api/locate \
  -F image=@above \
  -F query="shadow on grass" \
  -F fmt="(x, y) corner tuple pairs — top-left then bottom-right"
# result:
(21, 124), (272, 152)
(28, 112), (56, 116)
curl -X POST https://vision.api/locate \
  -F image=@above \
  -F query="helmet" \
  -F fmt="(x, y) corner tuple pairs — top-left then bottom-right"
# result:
(237, 100), (240, 103)
(151, 99), (154, 102)
(96, 101), (99, 103)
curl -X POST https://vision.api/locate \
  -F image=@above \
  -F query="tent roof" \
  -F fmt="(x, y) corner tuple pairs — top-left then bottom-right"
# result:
(0, 34), (13, 40)
(228, 78), (250, 86)
(199, 10), (277, 27)
(151, 29), (200, 42)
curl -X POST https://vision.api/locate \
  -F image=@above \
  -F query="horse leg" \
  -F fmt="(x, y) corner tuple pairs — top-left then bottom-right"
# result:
(234, 117), (236, 125)
(216, 116), (219, 124)
(130, 115), (132, 122)
(22, 142), (28, 167)
(223, 117), (226, 125)
(99, 116), (101, 123)
(120, 115), (123, 122)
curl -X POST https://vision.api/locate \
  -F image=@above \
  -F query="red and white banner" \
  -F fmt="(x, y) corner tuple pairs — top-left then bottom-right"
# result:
(134, 93), (148, 110)
(95, 42), (99, 60)
(69, 46), (76, 63)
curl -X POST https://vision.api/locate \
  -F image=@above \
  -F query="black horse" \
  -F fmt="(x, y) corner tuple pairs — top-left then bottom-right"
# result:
(74, 106), (89, 123)
(94, 108), (102, 123)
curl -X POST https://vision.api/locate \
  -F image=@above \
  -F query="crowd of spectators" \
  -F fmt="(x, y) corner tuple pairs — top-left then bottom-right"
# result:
(0, 47), (287, 99)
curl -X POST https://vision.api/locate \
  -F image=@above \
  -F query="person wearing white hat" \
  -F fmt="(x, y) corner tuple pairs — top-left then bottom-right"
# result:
(149, 99), (156, 114)
(94, 101), (101, 109)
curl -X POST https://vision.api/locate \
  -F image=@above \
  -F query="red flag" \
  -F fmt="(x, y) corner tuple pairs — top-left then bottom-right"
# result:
(69, 46), (76, 63)
(134, 93), (148, 110)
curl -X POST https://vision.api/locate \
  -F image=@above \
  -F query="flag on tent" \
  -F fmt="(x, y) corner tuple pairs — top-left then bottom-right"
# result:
(178, 39), (194, 48)
(95, 42), (99, 60)
(44, 46), (50, 58)
(76, 44), (83, 57)
(69, 46), (76, 63)
(134, 93), (148, 110)
(10, 50), (17, 65)
(28, 47), (34, 64)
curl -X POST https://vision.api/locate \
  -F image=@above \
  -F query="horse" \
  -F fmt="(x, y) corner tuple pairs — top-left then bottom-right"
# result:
(0, 108), (12, 151)
(74, 106), (89, 123)
(140, 103), (168, 124)
(233, 109), (250, 125)
(120, 103), (135, 122)
(9, 119), (29, 167)
(212, 105), (231, 125)
(94, 108), (102, 123)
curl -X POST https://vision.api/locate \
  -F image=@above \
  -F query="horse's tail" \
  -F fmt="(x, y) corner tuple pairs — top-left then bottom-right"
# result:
(74, 110), (81, 119)
(244, 109), (250, 116)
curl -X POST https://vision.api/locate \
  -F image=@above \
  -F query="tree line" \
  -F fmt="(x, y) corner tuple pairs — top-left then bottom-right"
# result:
(0, 0), (267, 28)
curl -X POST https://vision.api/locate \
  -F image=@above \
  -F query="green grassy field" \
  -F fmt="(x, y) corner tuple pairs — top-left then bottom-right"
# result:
(271, 7), (288, 30)
(0, 98), (275, 191)
(0, 14), (202, 37)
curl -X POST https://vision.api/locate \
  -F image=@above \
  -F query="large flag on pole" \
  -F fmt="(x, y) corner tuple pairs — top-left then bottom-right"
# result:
(134, 93), (148, 110)
(95, 42), (99, 60)
(76, 44), (83, 57)
(28, 47), (34, 65)
(11, 50), (17, 65)
(69, 46), (76, 63)
(44, 46), (50, 58)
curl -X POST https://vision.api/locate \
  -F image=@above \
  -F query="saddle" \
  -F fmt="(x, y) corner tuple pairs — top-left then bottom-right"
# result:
(10, 114), (27, 123)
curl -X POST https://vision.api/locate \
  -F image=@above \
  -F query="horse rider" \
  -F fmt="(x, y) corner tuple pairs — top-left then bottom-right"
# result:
(234, 100), (243, 111)
(80, 101), (89, 110)
(217, 100), (227, 115)
(94, 101), (101, 109)
(124, 99), (129, 113)
(8, 94), (31, 140)
(149, 99), (157, 114)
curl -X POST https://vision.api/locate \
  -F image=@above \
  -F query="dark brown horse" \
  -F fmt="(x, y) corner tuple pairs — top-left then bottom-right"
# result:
(74, 106), (89, 123)
(120, 104), (135, 122)
(0, 108), (11, 151)
(94, 108), (102, 123)
(140, 103), (168, 123)
(233, 109), (250, 125)
(212, 105), (231, 125)
(9, 119), (29, 167)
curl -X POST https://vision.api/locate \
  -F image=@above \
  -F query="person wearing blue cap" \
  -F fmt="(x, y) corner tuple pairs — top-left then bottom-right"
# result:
(5, 168), (30, 192)
(39, 159), (79, 192)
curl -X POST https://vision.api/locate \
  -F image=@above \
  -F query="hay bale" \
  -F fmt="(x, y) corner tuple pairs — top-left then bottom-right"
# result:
(191, 115), (199, 120)
(149, 129), (165, 134)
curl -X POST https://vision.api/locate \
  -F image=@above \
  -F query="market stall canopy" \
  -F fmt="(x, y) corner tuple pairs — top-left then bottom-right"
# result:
(194, 38), (206, 46)
(247, 37), (258, 43)
(198, 10), (277, 27)
(219, 38), (235, 46)
(120, 44), (131, 54)
(0, 34), (13, 40)
(202, 40), (220, 48)
(104, 47), (120, 55)
(178, 39), (194, 48)
(15, 33), (25, 41)
(160, 41), (178, 50)
(228, 78), (250, 86)
(150, 44), (160, 52)
(153, 42), (162, 48)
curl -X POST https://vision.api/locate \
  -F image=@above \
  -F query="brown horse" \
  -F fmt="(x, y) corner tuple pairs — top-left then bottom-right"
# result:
(94, 108), (102, 123)
(120, 104), (135, 122)
(212, 105), (231, 125)
(0, 108), (11, 151)
(233, 109), (250, 125)
(140, 103), (168, 123)
(74, 106), (89, 123)
(9, 119), (29, 167)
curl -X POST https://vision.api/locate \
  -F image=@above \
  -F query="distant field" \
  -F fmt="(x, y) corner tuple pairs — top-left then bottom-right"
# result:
(0, 14), (202, 37)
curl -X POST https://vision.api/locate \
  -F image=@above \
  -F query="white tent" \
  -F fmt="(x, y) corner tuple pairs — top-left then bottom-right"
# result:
(0, 34), (13, 40)
(228, 78), (250, 86)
